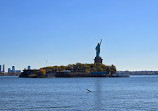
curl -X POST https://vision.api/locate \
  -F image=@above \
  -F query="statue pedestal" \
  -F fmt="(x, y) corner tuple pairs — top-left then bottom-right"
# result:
(94, 57), (103, 64)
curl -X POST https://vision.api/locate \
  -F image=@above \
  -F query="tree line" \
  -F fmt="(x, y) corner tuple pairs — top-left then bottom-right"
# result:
(41, 63), (117, 74)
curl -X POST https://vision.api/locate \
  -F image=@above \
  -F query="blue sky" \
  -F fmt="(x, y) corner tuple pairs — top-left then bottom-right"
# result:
(0, 0), (158, 71)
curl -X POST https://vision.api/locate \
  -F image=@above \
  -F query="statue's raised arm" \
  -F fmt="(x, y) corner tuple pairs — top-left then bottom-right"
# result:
(99, 39), (102, 46)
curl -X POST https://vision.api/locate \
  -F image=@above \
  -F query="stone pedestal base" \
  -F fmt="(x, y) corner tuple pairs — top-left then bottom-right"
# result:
(94, 57), (103, 64)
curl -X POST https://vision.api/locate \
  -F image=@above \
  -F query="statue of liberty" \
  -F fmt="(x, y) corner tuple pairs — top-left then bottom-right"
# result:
(95, 39), (102, 58)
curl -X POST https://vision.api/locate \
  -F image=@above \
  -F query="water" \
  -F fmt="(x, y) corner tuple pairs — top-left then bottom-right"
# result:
(0, 75), (158, 111)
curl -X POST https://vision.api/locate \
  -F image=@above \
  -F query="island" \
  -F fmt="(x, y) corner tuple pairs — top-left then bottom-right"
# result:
(19, 63), (117, 78)
(19, 39), (124, 78)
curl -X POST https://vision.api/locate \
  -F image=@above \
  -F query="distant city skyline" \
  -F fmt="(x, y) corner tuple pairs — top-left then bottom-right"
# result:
(1, 64), (22, 73)
(1, 0), (158, 71)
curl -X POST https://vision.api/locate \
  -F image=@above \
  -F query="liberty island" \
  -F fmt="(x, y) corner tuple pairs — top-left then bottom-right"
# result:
(19, 39), (120, 78)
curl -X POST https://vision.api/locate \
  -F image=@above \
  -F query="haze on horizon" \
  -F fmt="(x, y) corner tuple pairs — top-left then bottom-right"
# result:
(0, 0), (158, 71)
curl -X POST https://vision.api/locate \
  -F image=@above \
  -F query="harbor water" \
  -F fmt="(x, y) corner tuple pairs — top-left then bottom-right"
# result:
(0, 75), (158, 111)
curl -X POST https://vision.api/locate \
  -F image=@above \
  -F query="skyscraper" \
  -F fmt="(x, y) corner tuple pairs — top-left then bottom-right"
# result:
(28, 66), (31, 70)
(8, 68), (11, 73)
(0, 65), (1, 72)
(12, 66), (15, 73)
(3, 64), (5, 73)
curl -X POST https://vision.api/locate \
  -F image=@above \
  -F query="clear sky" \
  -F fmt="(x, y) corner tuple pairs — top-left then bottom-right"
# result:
(0, 0), (158, 71)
